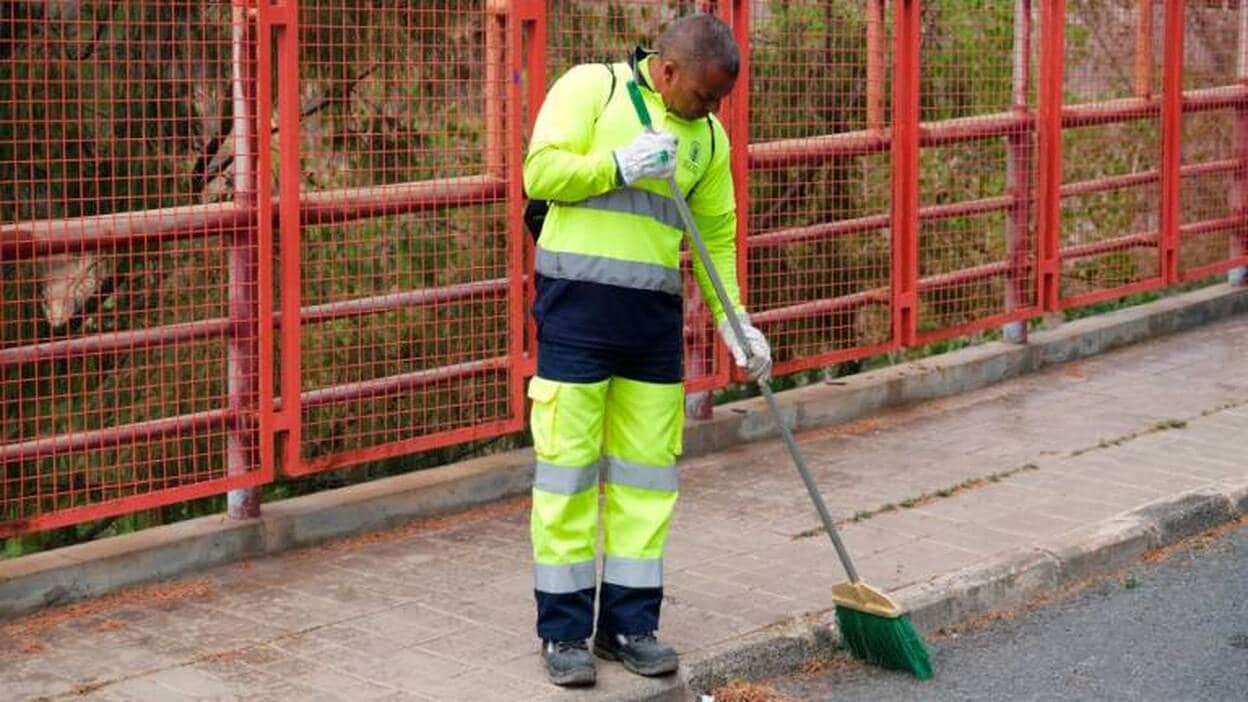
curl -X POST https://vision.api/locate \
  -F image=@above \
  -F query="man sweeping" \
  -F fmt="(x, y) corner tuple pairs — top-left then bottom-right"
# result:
(522, 13), (771, 688)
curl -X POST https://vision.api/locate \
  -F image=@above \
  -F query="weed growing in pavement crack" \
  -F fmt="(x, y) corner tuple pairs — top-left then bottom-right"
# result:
(1073, 415), (1196, 457)
(791, 464), (1040, 537)
(1200, 399), (1245, 417)
(1073, 398), (1248, 458)
(1152, 418), (1187, 431)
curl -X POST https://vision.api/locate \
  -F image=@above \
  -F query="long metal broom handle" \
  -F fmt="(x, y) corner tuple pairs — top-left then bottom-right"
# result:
(625, 81), (860, 584)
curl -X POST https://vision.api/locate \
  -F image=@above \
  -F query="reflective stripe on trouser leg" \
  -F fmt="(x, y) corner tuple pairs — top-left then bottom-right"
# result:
(599, 376), (683, 636)
(528, 376), (608, 641)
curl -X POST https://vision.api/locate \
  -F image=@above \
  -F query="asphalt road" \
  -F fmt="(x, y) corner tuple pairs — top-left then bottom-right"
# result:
(767, 523), (1248, 702)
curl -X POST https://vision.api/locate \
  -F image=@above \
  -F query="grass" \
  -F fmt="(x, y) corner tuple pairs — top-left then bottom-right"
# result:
(792, 463), (1040, 538)
(1071, 413), (1207, 458)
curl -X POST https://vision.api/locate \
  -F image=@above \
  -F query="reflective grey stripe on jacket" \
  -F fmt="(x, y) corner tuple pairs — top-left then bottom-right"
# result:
(566, 187), (686, 232)
(535, 248), (682, 296)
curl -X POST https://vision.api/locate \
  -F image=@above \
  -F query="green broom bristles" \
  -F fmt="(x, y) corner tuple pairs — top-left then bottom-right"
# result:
(835, 605), (933, 679)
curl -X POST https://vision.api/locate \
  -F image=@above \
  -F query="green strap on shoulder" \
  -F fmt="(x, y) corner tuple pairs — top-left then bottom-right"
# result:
(626, 80), (653, 130)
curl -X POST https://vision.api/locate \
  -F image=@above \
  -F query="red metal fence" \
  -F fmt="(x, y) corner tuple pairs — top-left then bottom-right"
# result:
(3, 0), (1246, 539)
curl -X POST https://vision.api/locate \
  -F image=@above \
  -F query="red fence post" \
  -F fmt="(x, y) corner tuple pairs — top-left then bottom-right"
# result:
(486, 1), (509, 180)
(1233, 0), (1248, 287)
(684, 0), (744, 421)
(683, 0), (723, 422)
(523, 0), (546, 378)
(1004, 0), (1035, 345)
(892, 0), (921, 348)
(867, 0), (886, 135)
(1159, 0), (1184, 286)
(730, 0), (749, 381)
(272, 0), (303, 477)
(1135, 0), (1154, 99)
(507, 0), (530, 432)
(1037, 0), (1065, 312)
(522, 0), (547, 138)
(228, 0), (261, 519)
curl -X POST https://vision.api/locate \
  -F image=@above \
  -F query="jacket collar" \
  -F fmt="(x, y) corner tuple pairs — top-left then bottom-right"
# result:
(629, 45), (656, 90)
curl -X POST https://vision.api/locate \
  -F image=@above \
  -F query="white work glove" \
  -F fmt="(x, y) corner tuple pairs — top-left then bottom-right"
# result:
(613, 131), (678, 185)
(718, 314), (772, 382)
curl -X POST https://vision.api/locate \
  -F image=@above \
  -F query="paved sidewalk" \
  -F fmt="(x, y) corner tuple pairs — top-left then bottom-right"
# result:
(2, 314), (1247, 701)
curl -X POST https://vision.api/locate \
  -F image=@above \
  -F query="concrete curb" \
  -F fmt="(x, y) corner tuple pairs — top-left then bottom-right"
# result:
(667, 479), (1248, 699)
(2, 284), (1247, 623)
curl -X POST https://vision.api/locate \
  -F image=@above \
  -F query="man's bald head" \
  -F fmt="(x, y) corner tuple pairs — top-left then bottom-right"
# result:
(655, 14), (739, 79)
(650, 14), (739, 120)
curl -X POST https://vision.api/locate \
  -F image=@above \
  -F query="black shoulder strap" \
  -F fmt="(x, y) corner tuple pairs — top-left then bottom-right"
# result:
(707, 116), (716, 161)
(686, 116), (717, 200)
(524, 62), (620, 240)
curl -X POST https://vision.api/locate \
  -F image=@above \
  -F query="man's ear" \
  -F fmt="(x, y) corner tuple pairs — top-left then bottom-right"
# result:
(658, 58), (678, 85)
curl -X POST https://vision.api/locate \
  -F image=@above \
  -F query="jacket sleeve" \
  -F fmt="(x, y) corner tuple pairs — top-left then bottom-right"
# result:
(689, 119), (745, 325)
(523, 65), (620, 202)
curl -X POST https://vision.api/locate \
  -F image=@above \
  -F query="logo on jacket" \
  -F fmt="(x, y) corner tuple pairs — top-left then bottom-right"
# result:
(682, 140), (703, 175)
(688, 140), (702, 166)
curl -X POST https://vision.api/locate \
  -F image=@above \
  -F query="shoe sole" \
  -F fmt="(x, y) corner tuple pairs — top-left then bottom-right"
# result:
(593, 645), (679, 677)
(546, 667), (596, 687)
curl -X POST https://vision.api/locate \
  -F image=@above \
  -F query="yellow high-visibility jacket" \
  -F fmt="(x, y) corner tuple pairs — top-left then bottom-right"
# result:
(524, 51), (743, 353)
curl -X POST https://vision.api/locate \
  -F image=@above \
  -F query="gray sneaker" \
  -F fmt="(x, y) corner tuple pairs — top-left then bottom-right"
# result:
(593, 631), (678, 676)
(541, 639), (596, 687)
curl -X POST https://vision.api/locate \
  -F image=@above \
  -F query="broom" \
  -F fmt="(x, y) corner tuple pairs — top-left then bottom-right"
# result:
(625, 80), (932, 679)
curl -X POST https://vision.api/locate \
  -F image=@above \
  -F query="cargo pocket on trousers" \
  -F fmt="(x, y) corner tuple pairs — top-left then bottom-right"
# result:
(527, 376), (560, 459)
(669, 400), (686, 459)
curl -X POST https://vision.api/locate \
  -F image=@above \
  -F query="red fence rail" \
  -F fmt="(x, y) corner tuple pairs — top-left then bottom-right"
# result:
(3, 0), (1246, 539)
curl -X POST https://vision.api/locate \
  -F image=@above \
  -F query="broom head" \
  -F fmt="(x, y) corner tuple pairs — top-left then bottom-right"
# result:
(832, 581), (933, 680)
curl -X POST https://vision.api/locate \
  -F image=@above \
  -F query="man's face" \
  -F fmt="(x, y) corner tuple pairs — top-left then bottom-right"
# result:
(657, 59), (736, 121)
